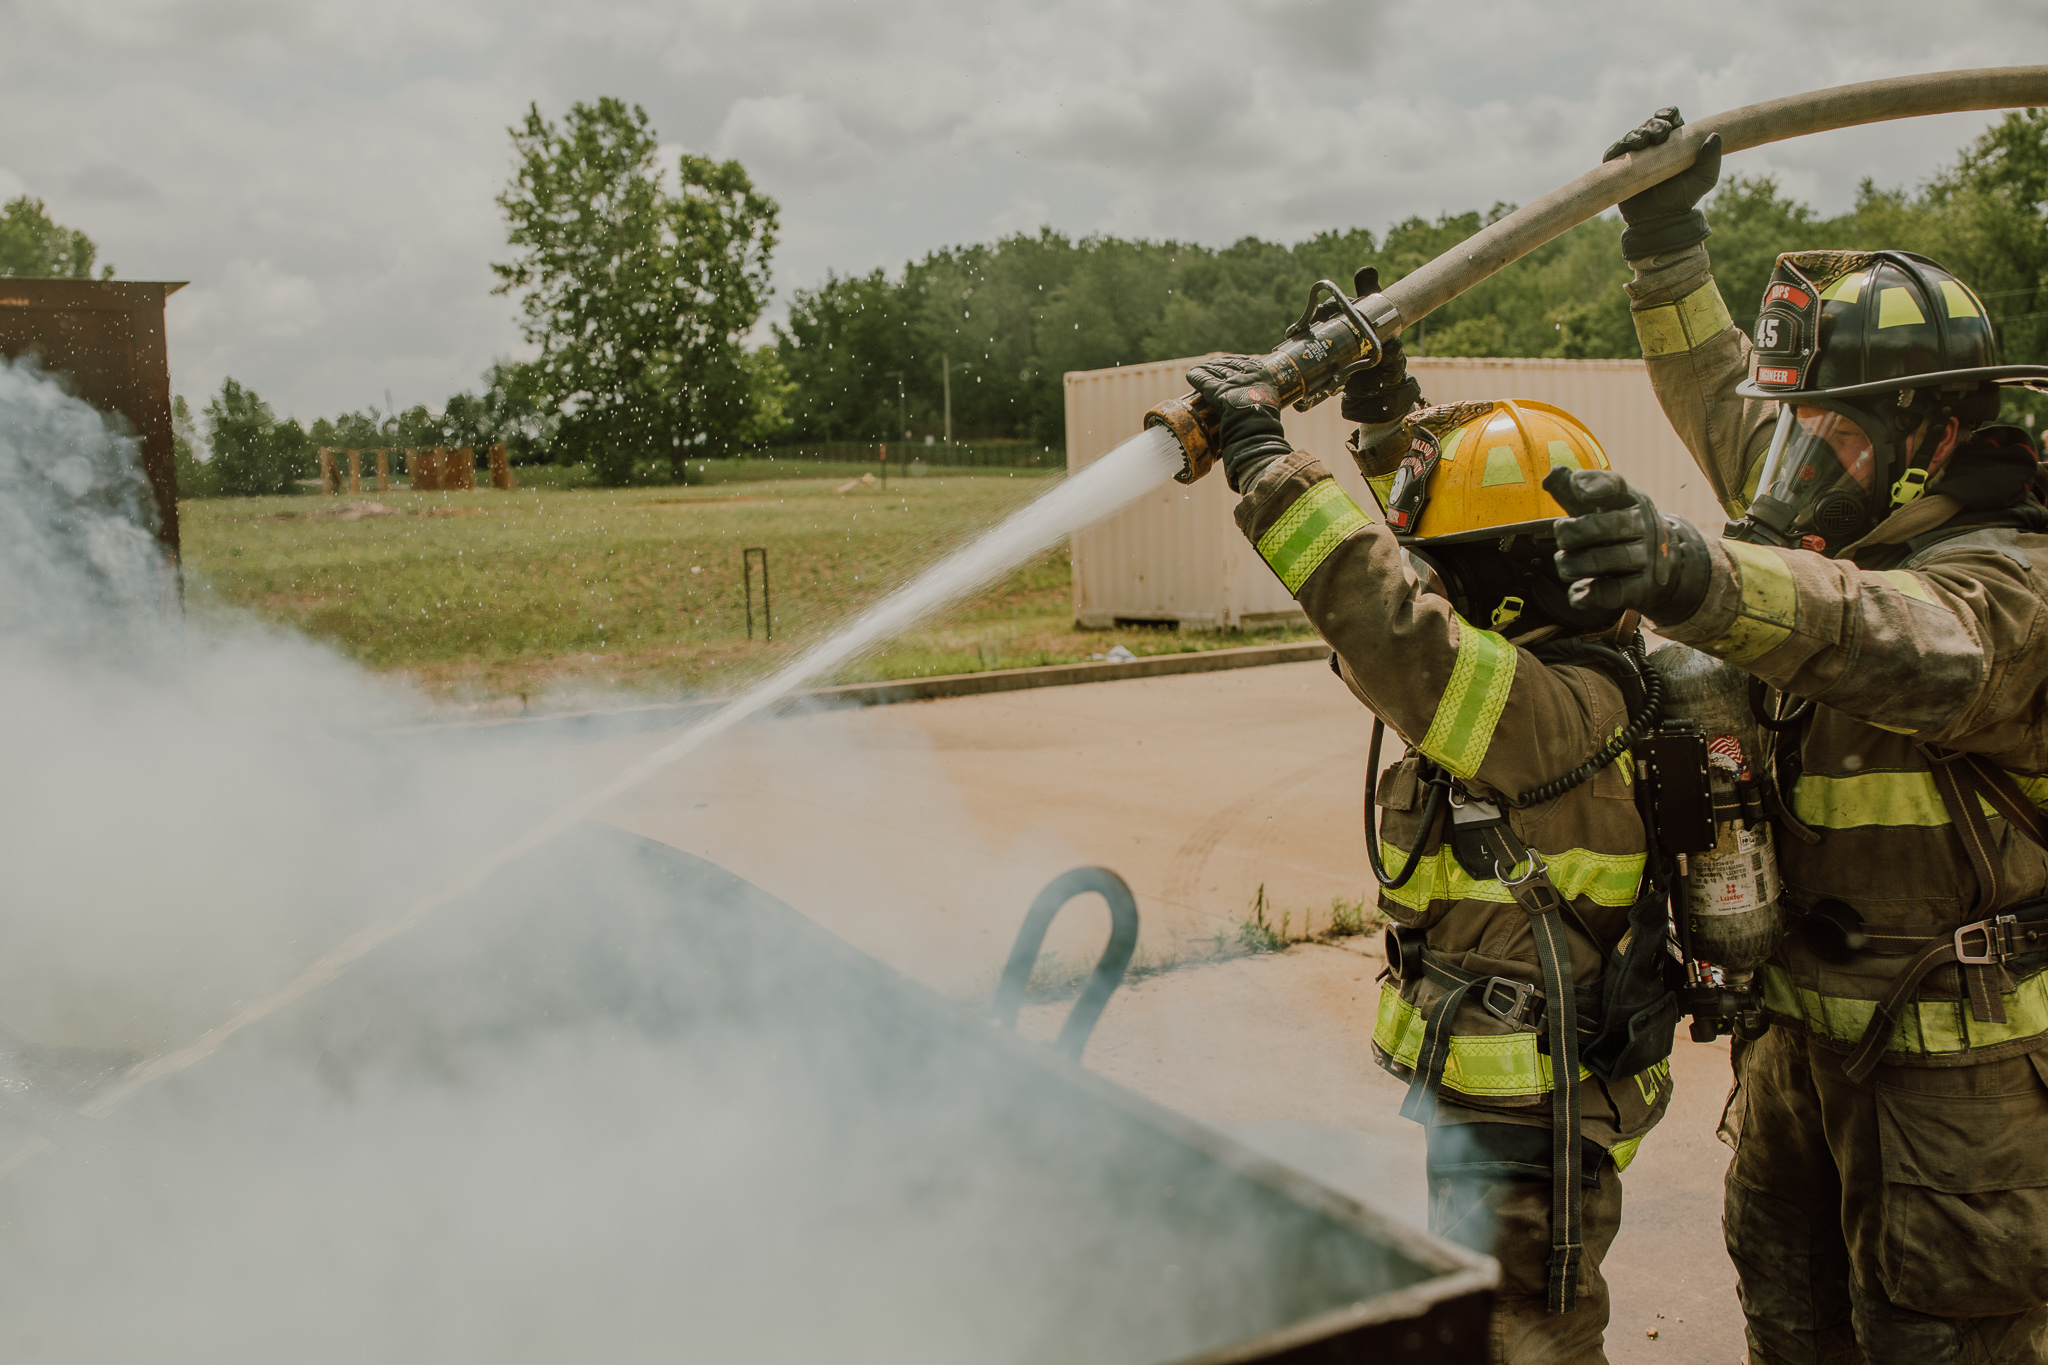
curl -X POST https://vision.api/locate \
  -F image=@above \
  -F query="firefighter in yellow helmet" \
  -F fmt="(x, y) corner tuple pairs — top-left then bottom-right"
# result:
(1186, 356), (1680, 1365)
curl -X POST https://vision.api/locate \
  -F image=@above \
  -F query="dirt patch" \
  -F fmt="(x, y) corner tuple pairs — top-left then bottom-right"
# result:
(281, 501), (407, 522)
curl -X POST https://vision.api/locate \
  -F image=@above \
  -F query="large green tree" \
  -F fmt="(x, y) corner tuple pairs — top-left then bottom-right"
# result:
(204, 378), (306, 497)
(0, 196), (109, 278)
(494, 98), (779, 484)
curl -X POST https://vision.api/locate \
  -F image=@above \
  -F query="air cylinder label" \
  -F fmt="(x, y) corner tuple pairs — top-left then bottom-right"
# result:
(1688, 823), (1780, 916)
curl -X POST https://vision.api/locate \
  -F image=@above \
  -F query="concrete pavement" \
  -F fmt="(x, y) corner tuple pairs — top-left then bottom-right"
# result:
(553, 659), (1745, 1363)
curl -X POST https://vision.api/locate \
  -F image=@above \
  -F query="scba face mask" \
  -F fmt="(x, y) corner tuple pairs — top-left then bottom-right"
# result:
(1734, 401), (1914, 554)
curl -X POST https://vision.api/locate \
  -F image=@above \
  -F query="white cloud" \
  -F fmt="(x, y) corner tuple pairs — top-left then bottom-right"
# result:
(170, 261), (321, 347)
(714, 93), (878, 181)
(3, 0), (2043, 418)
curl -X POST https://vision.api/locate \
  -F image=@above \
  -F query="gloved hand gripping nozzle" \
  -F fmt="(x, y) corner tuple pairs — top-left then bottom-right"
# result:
(1145, 273), (1397, 484)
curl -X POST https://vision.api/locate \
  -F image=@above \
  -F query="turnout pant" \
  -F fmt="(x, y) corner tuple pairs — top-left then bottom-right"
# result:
(1723, 1027), (2048, 1364)
(1427, 1122), (1626, 1365)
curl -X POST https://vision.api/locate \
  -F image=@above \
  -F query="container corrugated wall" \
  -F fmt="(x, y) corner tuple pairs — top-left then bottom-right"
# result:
(1065, 354), (1729, 629)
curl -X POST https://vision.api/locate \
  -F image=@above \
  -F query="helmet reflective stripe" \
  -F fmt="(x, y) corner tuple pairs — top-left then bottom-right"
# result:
(1941, 280), (1985, 319)
(1877, 287), (1926, 329)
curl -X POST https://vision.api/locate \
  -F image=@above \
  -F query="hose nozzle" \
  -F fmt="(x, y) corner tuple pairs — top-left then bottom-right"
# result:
(1143, 392), (1218, 485)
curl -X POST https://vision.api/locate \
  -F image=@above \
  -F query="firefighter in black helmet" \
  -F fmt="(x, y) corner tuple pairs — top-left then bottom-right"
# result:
(1732, 248), (2021, 555)
(1528, 107), (2048, 1365)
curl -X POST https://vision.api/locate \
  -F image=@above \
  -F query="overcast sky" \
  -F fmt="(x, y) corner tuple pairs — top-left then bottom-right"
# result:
(4, 0), (2044, 421)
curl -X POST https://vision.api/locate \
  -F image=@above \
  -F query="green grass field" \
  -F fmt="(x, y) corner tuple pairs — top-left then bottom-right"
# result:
(180, 467), (1318, 708)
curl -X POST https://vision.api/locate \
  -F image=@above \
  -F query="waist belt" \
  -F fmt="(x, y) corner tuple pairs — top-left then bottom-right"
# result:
(1817, 900), (2048, 1081)
(1837, 749), (2048, 1082)
(1402, 946), (1605, 1038)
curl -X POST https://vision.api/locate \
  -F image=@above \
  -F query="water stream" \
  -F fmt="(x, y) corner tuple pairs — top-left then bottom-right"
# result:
(82, 425), (1191, 1116)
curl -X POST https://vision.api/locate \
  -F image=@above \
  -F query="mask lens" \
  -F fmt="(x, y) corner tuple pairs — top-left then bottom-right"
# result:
(1748, 403), (1882, 551)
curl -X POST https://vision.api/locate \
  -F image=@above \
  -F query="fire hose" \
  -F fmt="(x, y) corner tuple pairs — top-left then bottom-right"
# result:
(1145, 64), (2048, 482)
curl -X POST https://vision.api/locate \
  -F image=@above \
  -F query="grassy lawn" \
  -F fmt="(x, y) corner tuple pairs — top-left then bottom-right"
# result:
(180, 467), (1319, 710)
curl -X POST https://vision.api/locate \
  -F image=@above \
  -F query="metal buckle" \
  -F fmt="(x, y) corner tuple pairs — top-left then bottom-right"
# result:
(1496, 848), (1549, 886)
(1478, 977), (1539, 1028)
(1955, 914), (2018, 966)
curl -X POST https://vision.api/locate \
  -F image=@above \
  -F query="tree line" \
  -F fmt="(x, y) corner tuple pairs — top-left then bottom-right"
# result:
(775, 109), (2048, 446)
(11, 106), (2048, 496)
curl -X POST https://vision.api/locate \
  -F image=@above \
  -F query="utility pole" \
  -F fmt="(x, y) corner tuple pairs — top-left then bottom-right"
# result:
(942, 354), (951, 447)
(886, 370), (906, 439)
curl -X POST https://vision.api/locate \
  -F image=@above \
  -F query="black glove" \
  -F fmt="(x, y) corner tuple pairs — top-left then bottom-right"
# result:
(1340, 337), (1422, 426)
(1602, 107), (1721, 259)
(1545, 467), (1712, 624)
(1187, 356), (1293, 493)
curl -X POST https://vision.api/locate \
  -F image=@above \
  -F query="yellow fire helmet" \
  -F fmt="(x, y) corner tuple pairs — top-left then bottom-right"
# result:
(1371, 398), (1612, 544)
(1361, 398), (1620, 634)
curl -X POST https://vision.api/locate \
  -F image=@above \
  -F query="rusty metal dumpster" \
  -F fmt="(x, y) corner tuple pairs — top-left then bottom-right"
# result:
(0, 278), (185, 558)
(0, 825), (1492, 1361)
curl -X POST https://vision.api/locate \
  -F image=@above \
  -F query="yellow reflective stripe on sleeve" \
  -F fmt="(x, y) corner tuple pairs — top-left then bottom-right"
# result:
(1418, 621), (1516, 778)
(1705, 540), (1798, 665)
(1377, 841), (1646, 913)
(1633, 305), (1688, 358)
(1256, 479), (1371, 594)
(1763, 964), (2048, 1059)
(1632, 281), (1734, 358)
(1878, 569), (1937, 605)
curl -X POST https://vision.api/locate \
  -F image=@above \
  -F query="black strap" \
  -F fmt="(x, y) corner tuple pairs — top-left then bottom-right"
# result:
(1400, 977), (1478, 1125)
(1929, 754), (2010, 1026)
(1389, 806), (1586, 1311)
(1472, 819), (1583, 1315)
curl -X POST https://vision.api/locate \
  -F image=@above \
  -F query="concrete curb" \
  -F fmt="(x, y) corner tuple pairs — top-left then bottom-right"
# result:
(382, 641), (1330, 740)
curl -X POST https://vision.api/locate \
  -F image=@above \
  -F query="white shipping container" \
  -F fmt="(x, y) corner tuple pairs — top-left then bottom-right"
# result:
(1065, 355), (1730, 630)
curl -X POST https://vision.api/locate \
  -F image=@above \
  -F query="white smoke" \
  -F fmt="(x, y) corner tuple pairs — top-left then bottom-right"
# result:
(0, 360), (1432, 1361)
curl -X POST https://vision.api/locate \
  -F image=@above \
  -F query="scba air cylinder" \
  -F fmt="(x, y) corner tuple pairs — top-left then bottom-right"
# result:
(1649, 644), (1784, 975)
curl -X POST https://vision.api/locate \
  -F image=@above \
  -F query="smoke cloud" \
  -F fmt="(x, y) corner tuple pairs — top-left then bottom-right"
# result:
(0, 360), (1436, 1361)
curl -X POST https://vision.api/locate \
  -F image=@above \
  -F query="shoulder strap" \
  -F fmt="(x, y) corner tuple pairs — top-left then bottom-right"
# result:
(1956, 753), (2048, 851)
